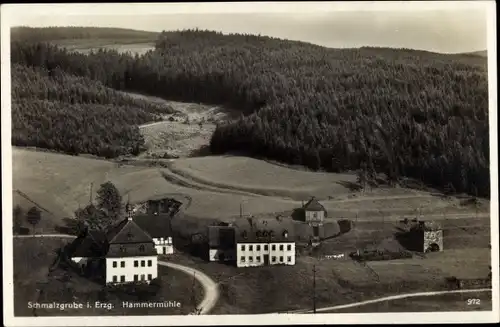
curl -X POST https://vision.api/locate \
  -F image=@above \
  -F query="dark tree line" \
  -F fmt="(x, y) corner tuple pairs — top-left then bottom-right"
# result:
(11, 29), (490, 196)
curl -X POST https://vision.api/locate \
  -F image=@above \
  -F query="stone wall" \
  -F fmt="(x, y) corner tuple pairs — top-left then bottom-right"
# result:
(423, 230), (443, 252)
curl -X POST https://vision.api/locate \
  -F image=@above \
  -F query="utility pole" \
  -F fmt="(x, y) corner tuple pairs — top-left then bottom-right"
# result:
(191, 272), (197, 312)
(313, 264), (317, 313)
(89, 182), (93, 204)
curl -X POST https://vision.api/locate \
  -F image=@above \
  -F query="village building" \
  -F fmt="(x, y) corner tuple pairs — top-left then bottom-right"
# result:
(133, 213), (174, 256)
(233, 217), (296, 268)
(207, 225), (236, 262)
(303, 197), (327, 225)
(67, 205), (159, 285)
(405, 220), (444, 253)
(302, 197), (327, 245)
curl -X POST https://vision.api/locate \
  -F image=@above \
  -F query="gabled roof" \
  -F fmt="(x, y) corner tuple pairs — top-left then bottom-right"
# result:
(66, 230), (108, 258)
(233, 217), (294, 244)
(303, 197), (326, 212)
(133, 213), (173, 239)
(106, 218), (154, 244)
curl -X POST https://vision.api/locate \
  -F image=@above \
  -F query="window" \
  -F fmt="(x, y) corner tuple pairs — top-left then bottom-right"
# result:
(112, 276), (117, 282)
(148, 274), (152, 280)
(163, 247), (167, 254)
(279, 245), (284, 251)
(249, 256), (253, 262)
(257, 245), (261, 251)
(241, 256), (245, 262)
(272, 256), (276, 262)
(148, 260), (152, 267)
(272, 245), (276, 251)
(287, 245), (292, 251)
(134, 260), (138, 267)
(139, 245), (145, 252)
(120, 275), (125, 282)
(134, 275), (138, 281)
(288, 256), (292, 262)
(141, 260), (145, 267)
(249, 245), (253, 251)
(256, 256), (261, 262)
(120, 261), (125, 268)
(112, 261), (117, 268)
(241, 245), (246, 251)
(280, 256), (284, 262)
(264, 245), (268, 251)
(141, 274), (145, 281)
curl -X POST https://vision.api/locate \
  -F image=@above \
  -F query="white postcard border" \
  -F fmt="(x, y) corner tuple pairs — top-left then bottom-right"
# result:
(2, 1), (498, 326)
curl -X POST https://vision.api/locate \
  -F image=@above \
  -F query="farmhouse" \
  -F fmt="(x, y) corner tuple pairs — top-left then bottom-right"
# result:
(233, 217), (296, 268)
(67, 205), (158, 285)
(208, 225), (236, 262)
(303, 197), (327, 225)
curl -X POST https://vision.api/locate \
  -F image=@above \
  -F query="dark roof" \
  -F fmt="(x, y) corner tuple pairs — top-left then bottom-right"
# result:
(106, 242), (157, 258)
(303, 197), (326, 212)
(106, 218), (154, 244)
(233, 218), (294, 244)
(133, 213), (173, 239)
(208, 226), (235, 249)
(67, 230), (108, 258)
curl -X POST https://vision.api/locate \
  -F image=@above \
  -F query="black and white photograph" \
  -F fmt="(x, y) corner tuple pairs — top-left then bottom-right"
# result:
(1, 2), (498, 326)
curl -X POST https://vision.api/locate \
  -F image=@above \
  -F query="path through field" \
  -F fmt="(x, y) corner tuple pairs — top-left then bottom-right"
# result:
(278, 288), (492, 314)
(12, 234), (220, 315)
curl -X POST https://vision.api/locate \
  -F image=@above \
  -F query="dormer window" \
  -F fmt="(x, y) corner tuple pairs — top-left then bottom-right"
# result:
(283, 230), (288, 238)
(120, 246), (126, 253)
(241, 231), (248, 239)
(139, 245), (145, 252)
(126, 232), (133, 240)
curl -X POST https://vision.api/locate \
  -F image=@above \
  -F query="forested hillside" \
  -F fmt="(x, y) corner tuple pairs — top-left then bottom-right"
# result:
(12, 64), (173, 157)
(11, 29), (490, 196)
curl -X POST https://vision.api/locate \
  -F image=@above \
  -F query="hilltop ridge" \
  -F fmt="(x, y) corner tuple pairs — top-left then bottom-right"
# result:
(11, 28), (490, 197)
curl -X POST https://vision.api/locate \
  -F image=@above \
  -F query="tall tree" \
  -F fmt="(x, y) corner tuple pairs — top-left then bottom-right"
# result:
(95, 181), (123, 224)
(74, 203), (107, 231)
(26, 206), (42, 235)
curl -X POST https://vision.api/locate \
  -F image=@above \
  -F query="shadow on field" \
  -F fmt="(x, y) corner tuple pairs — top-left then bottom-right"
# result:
(189, 145), (212, 157)
(292, 208), (305, 222)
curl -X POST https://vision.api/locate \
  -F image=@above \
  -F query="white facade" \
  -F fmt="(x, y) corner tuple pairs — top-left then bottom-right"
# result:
(305, 210), (325, 224)
(153, 237), (174, 255)
(105, 256), (157, 284)
(209, 248), (236, 262)
(236, 242), (295, 268)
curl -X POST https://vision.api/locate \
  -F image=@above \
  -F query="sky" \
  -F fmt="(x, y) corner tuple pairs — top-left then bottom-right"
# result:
(3, 2), (491, 53)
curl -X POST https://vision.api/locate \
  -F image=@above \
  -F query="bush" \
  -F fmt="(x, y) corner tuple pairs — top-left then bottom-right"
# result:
(350, 250), (413, 261)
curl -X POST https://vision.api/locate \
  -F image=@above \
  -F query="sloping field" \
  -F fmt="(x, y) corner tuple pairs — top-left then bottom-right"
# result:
(169, 156), (358, 200)
(13, 148), (485, 234)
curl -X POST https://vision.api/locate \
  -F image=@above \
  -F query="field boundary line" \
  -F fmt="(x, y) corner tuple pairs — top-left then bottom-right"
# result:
(283, 288), (492, 314)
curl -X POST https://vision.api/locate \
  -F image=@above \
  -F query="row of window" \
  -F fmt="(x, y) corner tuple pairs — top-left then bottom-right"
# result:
(111, 260), (153, 268)
(112, 274), (153, 283)
(240, 244), (292, 251)
(240, 255), (292, 263)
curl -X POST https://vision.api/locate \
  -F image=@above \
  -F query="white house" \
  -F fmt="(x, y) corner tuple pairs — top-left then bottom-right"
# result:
(234, 218), (295, 268)
(68, 206), (159, 285)
(303, 197), (327, 225)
